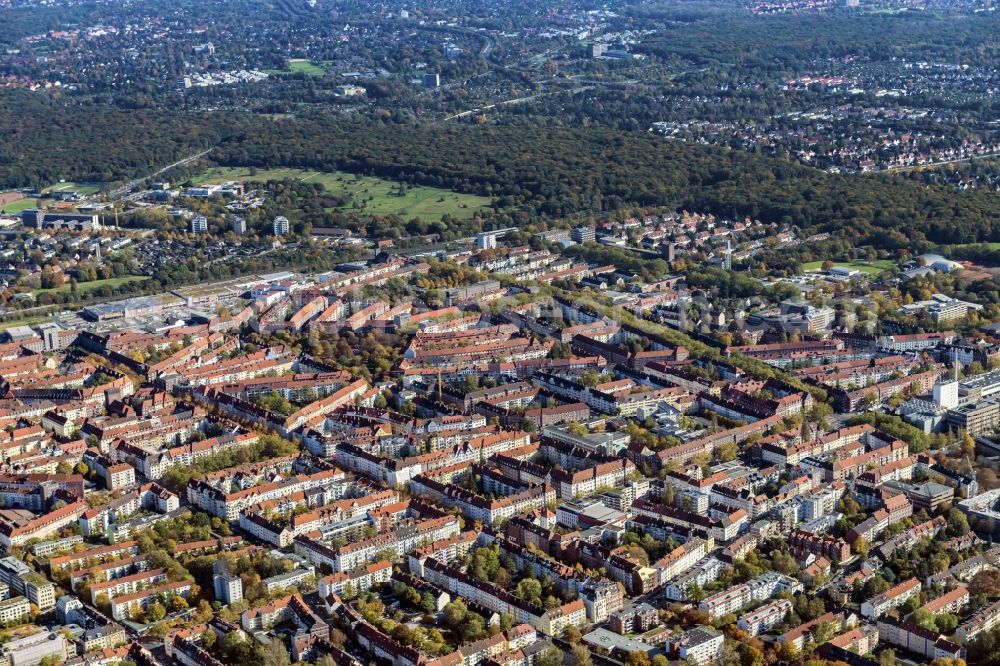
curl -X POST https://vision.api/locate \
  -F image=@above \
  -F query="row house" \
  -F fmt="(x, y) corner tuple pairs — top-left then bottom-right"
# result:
(630, 499), (738, 542)
(760, 424), (874, 466)
(111, 433), (259, 480)
(778, 612), (853, 652)
(83, 450), (136, 491)
(240, 489), (398, 547)
(654, 538), (712, 586)
(699, 572), (801, 619)
(847, 495), (913, 545)
(70, 555), (149, 590)
(80, 483), (179, 537)
(481, 533), (623, 623)
(878, 516), (947, 559)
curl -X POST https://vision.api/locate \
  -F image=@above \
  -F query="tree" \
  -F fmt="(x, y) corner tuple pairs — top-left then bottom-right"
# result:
(968, 624), (1000, 666)
(144, 602), (166, 623)
(564, 625), (583, 645)
(776, 641), (798, 662)
(515, 579), (543, 605)
(259, 639), (291, 666)
(947, 507), (970, 536)
(878, 648), (896, 666)
(329, 628), (347, 647)
(420, 591), (438, 615)
(625, 652), (650, 666)
(852, 537), (871, 559)
(969, 569), (1000, 598)
(716, 441), (738, 462)
(443, 599), (469, 628)
(469, 546), (500, 582)
(536, 646), (563, 666)
(195, 599), (213, 623)
(568, 644), (592, 666)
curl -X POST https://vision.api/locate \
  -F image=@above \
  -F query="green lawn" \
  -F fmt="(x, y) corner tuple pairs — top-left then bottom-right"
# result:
(801, 260), (895, 276)
(948, 242), (1000, 250)
(194, 166), (493, 220)
(33, 275), (150, 296)
(42, 182), (102, 195)
(0, 198), (39, 214)
(270, 59), (329, 76)
(0, 314), (51, 331)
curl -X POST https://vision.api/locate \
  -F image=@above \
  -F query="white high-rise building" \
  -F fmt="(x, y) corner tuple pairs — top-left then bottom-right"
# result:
(273, 216), (290, 236)
(934, 379), (959, 409)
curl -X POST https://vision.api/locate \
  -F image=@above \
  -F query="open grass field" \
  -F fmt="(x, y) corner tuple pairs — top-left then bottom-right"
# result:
(33, 275), (150, 297)
(0, 314), (52, 331)
(801, 259), (895, 275)
(194, 166), (493, 220)
(0, 198), (39, 214)
(948, 242), (1000, 250)
(270, 59), (330, 76)
(43, 182), (103, 195)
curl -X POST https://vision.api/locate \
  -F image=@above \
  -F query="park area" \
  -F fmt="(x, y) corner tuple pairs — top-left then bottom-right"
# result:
(270, 59), (330, 76)
(194, 166), (493, 220)
(801, 259), (896, 275)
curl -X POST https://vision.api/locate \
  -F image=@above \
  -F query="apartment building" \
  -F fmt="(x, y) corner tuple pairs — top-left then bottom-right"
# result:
(861, 578), (921, 618)
(876, 617), (965, 661)
(294, 515), (460, 572)
(240, 594), (327, 637)
(420, 557), (585, 636)
(666, 626), (724, 666)
(90, 568), (168, 603)
(957, 599), (1000, 642)
(920, 586), (969, 616)
(0, 499), (89, 549)
(318, 561), (393, 599)
(737, 599), (792, 636)
(110, 581), (192, 621)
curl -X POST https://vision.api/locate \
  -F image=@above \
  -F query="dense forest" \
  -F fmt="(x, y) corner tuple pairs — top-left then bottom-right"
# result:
(5, 90), (1000, 246)
(213, 115), (1000, 245)
(0, 93), (227, 187)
